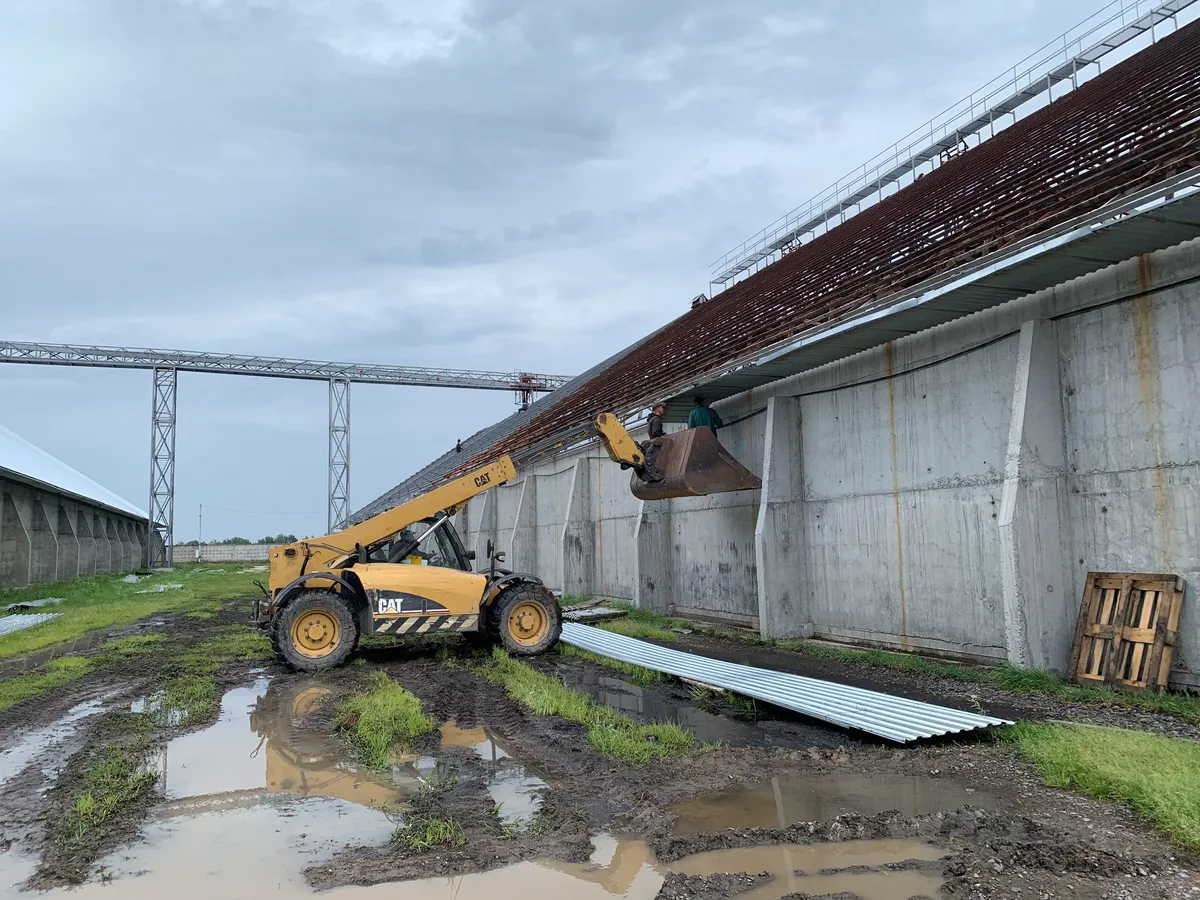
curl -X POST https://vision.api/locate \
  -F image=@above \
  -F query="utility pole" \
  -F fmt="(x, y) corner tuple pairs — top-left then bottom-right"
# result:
(196, 505), (203, 563)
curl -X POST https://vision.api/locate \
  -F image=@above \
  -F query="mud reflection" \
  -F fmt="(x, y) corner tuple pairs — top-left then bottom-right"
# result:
(440, 720), (548, 826)
(0, 699), (107, 787)
(561, 668), (769, 747)
(671, 773), (1001, 834)
(669, 840), (945, 900)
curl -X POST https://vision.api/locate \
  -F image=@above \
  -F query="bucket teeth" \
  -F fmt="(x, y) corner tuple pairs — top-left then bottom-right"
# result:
(631, 428), (761, 500)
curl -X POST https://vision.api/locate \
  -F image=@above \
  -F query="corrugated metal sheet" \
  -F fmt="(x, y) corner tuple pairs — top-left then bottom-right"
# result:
(561, 623), (1013, 743)
(0, 425), (145, 518)
(443, 19), (1200, 478)
(0, 613), (63, 637)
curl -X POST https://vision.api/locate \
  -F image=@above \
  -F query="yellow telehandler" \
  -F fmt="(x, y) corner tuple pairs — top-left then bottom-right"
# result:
(256, 411), (759, 671)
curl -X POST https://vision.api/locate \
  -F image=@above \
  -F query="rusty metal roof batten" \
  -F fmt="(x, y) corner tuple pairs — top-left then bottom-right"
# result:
(439, 18), (1200, 478)
(710, 0), (1200, 289)
(561, 623), (1013, 742)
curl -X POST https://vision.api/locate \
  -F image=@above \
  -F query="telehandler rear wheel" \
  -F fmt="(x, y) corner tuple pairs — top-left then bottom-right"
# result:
(272, 590), (359, 672)
(489, 583), (561, 656)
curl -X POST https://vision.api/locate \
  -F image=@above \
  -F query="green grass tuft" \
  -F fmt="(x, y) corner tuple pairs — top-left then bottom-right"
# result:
(595, 603), (688, 642)
(560, 643), (663, 685)
(1009, 722), (1200, 850)
(64, 739), (159, 843)
(335, 672), (437, 768)
(391, 814), (467, 852)
(559, 594), (593, 607)
(0, 656), (94, 713)
(476, 649), (695, 765)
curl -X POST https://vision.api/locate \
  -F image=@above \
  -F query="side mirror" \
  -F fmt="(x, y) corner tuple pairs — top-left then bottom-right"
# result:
(466, 550), (476, 561)
(486, 539), (494, 559)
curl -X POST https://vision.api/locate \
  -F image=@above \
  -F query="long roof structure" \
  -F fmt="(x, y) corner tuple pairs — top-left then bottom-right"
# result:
(0, 424), (146, 518)
(437, 16), (1200, 481)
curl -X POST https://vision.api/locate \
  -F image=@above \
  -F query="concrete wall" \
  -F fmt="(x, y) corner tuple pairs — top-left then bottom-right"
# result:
(0, 475), (152, 588)
(169, 543), (272, 565)
(456, 238), (1200, 689)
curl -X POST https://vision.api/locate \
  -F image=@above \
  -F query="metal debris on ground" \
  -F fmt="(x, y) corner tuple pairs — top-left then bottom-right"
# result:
(5, 597), (64, 612)
(561, 607), (628, 623)
(135, 583), (184, 594)
(560, 623), (1013, 743)
(0, 613), (62, 637)
(120, 574), (143, 584)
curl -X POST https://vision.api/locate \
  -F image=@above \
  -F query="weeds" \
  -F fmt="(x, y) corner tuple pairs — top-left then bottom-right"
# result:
(335, 672), (437, 768)
(596, 603), (684, 642)
(560, 644), (663, 685)
(0, 656), (94, 713)
(63, 739), (159, 843)
(391, 814), (467, 852)
(476, 648), (696, 765)
(1008, 723), (1200, 850)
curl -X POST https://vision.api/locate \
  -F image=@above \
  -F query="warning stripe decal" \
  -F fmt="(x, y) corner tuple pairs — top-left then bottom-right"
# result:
(372, 614), (478, 635)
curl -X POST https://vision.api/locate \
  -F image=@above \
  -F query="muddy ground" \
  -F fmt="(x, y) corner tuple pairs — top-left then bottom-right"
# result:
(0, 597), (1196, 900)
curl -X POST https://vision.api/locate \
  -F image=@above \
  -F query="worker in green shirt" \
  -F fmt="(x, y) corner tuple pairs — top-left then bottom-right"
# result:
(687, 396), (723, 435)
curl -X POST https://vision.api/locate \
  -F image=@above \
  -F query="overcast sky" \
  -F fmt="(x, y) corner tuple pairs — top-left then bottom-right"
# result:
(1, 0), (1107, 542)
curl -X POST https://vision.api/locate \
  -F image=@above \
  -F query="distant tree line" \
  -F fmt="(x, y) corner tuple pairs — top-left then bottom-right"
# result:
(177, 533), (299, 547)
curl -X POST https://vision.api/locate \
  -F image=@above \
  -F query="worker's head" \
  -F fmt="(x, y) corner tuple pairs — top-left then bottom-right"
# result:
(653, 403), (665, 415)
(693, 395), (705, 407)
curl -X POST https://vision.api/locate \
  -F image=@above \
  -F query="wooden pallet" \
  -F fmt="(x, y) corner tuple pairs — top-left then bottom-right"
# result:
(1068, 572), (1186, 693)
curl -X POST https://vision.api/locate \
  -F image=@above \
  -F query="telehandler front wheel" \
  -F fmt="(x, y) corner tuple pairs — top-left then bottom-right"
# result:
(489, 583), (561, 656)
(272, 590), (359, 672)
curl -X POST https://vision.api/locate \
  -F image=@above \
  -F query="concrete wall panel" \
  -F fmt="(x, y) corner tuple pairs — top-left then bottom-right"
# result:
(0, 491), (31, 588)
(28, 497), (58, 585)
(56, 503), (80, 581)
(76, 509), (96, 577)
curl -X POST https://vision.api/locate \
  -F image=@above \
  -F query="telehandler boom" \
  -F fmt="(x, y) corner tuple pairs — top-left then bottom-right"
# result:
(257, 411), (759, 670)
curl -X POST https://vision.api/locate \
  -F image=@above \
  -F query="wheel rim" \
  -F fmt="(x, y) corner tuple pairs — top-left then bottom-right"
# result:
(507, 599), (549, 647)
(291, 610), (341, 658)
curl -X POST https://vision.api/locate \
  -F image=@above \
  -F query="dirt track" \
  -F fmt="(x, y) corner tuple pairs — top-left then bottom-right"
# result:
(0, 599), (1196, 900)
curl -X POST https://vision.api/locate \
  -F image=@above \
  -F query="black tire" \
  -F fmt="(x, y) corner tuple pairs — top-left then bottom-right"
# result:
(271, 590), (359, 672)
(490, 582), (561, 657)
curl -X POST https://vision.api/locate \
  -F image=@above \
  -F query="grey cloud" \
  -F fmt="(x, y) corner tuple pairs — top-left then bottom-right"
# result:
(0, 0), (1107, 538)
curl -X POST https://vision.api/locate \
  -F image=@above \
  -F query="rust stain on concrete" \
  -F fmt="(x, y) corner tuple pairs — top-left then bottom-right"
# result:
(1134, 254), (1171, 571)
(886, 342), (909, 651)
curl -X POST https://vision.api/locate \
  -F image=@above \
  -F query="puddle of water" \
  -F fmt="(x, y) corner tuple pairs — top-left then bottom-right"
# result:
(440, 720), (548, 827)
(561, 668), (770, 747)
(670, 773), (1000, 835)
(0, 699), (107, 787)
(669, 840), (945, 900)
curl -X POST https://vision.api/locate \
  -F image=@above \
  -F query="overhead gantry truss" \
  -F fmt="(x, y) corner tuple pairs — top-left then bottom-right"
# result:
(0, 341), (571, 565)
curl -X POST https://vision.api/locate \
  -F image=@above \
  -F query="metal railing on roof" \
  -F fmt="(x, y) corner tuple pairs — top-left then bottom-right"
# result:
(709, 0), (1200, 290)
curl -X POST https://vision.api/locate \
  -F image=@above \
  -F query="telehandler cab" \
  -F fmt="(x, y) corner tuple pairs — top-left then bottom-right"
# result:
(256, 411), (759, 671)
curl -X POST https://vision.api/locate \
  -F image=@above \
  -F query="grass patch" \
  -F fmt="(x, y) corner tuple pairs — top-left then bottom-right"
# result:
(560, 594), (593, 607)
(0, 656), (94, 713)
(476, 648), (697, 765)
(1009, 722), (1200, 849)
(64, 738), (159, 843)
(391, 814), (466, 852)
(560, 643), (663, 685)
(99, 634), (169, 659)
(0, 565), (259, 659)
(596, 603), (687, 642)
(334, 671), (437, 768)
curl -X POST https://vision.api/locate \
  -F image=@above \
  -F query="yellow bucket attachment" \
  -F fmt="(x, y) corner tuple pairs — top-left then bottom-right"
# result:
(631, 428), (762, 500)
